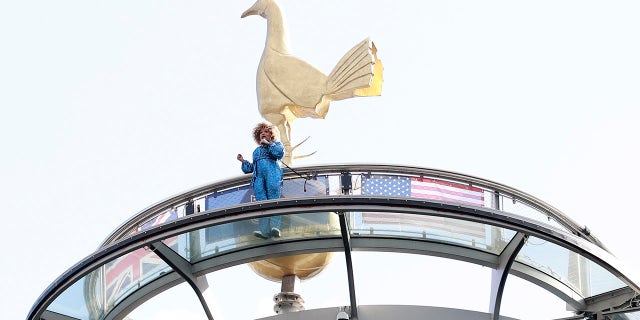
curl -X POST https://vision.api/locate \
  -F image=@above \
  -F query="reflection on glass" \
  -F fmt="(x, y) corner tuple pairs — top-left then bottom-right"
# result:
(170, 212), (342, 264)
(517, 236), (626, 297)
(110, 171), (580, 260)
(199, 253), (349, 320)
(500, 198), (567, 231)
(103, 247), (171, 314)
(350, 211), (515, 255)
(47, 275), (94, 320)
(202, 176), (331, 213)
(47, 246), (174, 320)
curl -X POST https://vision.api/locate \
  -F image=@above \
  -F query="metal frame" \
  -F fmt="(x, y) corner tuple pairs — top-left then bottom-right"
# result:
(29, 196), (640, 320)
(489, 233), (528, 320)
(100, 164), (605, 250)
(338, 212), (358, 319)
(149, 242), (214, 320)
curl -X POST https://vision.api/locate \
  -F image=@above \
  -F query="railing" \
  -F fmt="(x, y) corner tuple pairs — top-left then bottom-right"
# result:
(100, 163), (604, 250)
(29, 164), (638, 320)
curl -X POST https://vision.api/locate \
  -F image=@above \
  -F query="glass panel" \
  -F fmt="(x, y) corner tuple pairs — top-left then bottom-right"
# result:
(170, 211), (342, 263)
(47, 273), (98, 320)
(565, 310), (640, 320)
(108, 171), (579, 250)
(352, 252), (491, 312)
(125, 282), (208, 320)
(350, 211), (514, 255)
(102, 247), (172, 313)
(205, 253), (349, 320)
(296, 252), (350, 310)
(282, 176), (332, 198)
(137, 208), (179, 231)
(353, 173), (573, 235)
(499, 196), (567, 231)
(517, 236), (626, 297)
(500, 274), (574, 320)
(605, 310), (640, 320)
(202, 175), (333, 212)
(204, 185), (253, 209)
(47, 245), (174, 320)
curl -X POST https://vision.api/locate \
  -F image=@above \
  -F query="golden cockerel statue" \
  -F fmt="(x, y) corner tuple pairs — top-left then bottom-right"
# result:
(242, 0), (384, 165)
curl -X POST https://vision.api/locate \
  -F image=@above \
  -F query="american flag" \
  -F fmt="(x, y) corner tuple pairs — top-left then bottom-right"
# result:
(105, 209), (178, 305)
(357, 212), (487, 239)
(360, 175), (487, 240)
(362, 175), (484, 207)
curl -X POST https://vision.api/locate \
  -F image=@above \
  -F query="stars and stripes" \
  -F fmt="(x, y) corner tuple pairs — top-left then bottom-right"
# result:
(362, 175), (410, 197)
(362, 175), (485, 207)
(359, 212), (487, 239)
(360, 175), (487, 241)
(410, 177), (485, 207)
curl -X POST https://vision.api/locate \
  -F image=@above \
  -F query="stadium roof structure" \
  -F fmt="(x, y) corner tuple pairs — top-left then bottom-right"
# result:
(28, 164), (640, 320)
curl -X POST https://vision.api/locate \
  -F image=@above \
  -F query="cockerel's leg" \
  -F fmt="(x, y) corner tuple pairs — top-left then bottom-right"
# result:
(280, 121), (293, 165)
(278, 118), (315, 162)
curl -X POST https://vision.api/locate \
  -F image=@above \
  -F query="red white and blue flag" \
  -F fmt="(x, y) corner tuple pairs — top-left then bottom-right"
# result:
(362, 175), (485, 207)
(138, 209), (178, 231)
(105, 209), (178, 305)
(360, 175), (487, 240)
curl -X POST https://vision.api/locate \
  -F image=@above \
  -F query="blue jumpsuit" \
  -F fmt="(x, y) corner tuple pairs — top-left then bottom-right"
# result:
(241, 141), (285, 235)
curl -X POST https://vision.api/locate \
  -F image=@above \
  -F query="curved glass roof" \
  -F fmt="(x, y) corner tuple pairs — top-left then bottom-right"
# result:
(29, 164), (640, 320)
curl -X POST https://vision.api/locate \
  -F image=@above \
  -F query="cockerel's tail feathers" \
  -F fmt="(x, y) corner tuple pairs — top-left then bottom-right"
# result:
(329, 40), (374, 91)
(325, 38), (384, 101)
(354, 42), (383, 97)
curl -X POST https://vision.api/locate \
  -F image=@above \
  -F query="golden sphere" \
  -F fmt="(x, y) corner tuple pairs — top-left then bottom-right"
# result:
(249, 252), (335, 282)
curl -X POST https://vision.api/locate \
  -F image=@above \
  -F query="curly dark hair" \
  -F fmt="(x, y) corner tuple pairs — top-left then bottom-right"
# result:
(251, 121), (279, 144)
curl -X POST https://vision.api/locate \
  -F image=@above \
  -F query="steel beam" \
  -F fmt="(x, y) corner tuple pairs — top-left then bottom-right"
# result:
(150, 241), (214, 320)
(338, 212), (358, 319)
(489, 232), (527, 320)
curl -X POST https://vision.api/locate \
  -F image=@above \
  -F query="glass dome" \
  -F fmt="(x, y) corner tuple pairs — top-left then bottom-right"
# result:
(28, 164), (640, 320)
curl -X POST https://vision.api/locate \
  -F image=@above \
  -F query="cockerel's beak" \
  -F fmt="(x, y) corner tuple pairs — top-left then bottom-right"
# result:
(241, 3), (259, 18)
(241, 8), (256, 18)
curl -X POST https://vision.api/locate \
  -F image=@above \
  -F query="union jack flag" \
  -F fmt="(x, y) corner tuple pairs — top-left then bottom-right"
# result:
(138, 209), (178, 231)
(105, 209), (178, 305)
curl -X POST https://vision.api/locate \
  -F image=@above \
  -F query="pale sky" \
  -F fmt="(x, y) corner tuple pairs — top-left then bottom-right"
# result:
(1, 1), (640, 320)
